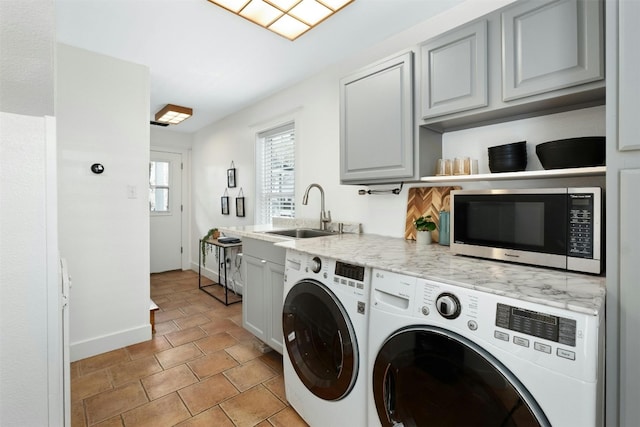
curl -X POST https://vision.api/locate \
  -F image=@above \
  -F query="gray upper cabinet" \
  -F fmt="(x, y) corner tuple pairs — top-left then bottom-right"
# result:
(419, 0), (604, 132)
(340, 52), (415, 184)
(420, 20), (488, 118)
(501, 0), (604, 101)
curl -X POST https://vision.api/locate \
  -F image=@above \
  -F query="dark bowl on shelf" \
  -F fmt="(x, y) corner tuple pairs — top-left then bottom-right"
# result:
(535, 137), (605, 170)
(488, 141), (527, 154)
(488, 141), (527, 173)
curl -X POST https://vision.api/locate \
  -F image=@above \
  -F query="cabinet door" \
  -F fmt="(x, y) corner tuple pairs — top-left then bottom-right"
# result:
(266, 262), (285, 354)
(502, 0), (603, 102)
(420, 20), (488, 119)
(340, 52), (414, 183)
(242, 254), (267, 342)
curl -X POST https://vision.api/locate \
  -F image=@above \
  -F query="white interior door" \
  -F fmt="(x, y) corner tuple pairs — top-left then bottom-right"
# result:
(149, 151), (182, 273)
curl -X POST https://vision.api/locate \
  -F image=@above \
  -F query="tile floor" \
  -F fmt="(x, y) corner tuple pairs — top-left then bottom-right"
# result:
(71, 269), (309, 427)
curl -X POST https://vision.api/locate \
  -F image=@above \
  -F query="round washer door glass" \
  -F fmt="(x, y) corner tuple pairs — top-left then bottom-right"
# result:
(373, 327), (550, 427)
(283, 279), (358, 401)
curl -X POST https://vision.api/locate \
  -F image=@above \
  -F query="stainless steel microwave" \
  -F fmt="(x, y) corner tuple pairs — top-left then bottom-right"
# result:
(450, 187), (603, 274)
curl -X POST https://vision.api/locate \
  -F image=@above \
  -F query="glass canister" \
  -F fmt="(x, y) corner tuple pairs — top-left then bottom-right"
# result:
(439, 211), (450, 246)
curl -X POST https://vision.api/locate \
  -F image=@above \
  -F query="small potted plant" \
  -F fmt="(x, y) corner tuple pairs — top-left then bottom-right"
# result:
(201, 228), (220, 266)
(414, 215), (436, 245)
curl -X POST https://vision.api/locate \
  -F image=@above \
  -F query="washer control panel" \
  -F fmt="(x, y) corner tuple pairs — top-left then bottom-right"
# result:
(371, 268), (599, 381)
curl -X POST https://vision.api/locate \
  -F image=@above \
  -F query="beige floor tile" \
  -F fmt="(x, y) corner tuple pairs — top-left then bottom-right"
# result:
(268, 407), (309, 427)
(155, 343), (203, 369)
(154, 308), (185, 323)
(228, 313), (242, 326)
(109, 356), (162, 387)
(157, 298), (188, 311)
(164, 326), (207, 347)
(178, 304), (212, 316)
(194, 333), (238, 354)
(84, 382), (148, 425)
(71, 399), (87, 427)
(220, 385), (286, 427)
(187, 351), (239, 380)
(263, 375), (287, 403)
(94, 415), (124, 426)
(173, 313), (210, 329)
(258, 351), (284, 374)
(226, 325), (255, 341)
(121, 393), (191, 427)
(225, 341), (265, 364)
(71, 361), (81, 380)
(125, 337), (171, 360)
(224, 359), (277, 392)
(153, 321), (179, 336)
(199, 318), (238, 335)
(141, 365), (198, 401)
(174, 406), (234, 427)
(178, 373), (239, 415)
(71, 369), (112, 402)
(78, 348), (130, 376)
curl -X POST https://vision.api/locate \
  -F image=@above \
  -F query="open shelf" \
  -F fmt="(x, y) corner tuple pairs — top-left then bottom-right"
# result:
(420, 166), (606, 183)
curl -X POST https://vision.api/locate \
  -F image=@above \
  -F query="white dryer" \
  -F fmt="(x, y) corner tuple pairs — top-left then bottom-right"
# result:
(282, 249), (371, 427)
(368, 269), (604, 427)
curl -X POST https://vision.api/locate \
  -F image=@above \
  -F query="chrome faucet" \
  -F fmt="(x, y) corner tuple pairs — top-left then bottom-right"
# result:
(302, 183), (332, 231)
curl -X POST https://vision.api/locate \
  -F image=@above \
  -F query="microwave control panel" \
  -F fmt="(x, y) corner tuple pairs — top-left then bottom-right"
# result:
(568, 193), (594, 259)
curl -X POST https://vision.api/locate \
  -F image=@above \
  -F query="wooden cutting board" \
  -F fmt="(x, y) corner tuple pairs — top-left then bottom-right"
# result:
(405, 186), (461, 241)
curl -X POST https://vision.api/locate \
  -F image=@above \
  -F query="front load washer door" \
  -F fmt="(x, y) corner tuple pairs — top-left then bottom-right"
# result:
(283, 279), (358, 401)
(373, 326), (550, 427)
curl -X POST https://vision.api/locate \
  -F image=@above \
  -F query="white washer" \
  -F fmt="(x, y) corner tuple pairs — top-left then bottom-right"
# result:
(368, 269), (604, 427)
(282, 249), (371, 427)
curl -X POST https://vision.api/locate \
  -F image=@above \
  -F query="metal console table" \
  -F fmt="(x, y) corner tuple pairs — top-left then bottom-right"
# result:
(199, 238), (242, 306)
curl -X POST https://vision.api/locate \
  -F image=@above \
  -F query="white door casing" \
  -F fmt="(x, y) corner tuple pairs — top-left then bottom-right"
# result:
(150, 150), (182, 273)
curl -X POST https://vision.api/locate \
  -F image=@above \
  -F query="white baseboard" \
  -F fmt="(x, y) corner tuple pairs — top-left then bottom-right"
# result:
(69, 324), (151, 362)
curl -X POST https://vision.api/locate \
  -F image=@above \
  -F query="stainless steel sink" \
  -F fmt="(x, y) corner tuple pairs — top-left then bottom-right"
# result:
(264, 228), (337, 239)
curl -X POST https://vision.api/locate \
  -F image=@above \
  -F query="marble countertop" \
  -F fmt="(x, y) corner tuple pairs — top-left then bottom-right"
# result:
(219, 225), (606, 316)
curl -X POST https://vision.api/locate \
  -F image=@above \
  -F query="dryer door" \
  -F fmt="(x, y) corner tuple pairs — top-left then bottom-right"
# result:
(373, 326), (550, 427)
(283, 279), (358, 401)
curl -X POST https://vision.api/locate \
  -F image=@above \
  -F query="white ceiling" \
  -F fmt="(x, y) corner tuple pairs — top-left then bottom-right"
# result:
(56, 0), (464, 133)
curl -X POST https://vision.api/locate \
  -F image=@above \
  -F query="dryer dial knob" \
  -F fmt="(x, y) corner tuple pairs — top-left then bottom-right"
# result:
(309, 256), (322, 274)
(436, 293), (461, 319)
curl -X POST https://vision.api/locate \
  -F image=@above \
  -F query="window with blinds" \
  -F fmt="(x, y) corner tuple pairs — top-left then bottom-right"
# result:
(255, 122), (295, 224)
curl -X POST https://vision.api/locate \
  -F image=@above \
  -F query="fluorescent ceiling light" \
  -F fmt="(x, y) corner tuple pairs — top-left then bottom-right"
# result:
(155, 104), (193, 125)
(207, 0), (354, 40)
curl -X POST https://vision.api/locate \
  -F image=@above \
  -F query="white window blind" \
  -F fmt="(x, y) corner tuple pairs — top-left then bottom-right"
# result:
(256, 122), (295, 224)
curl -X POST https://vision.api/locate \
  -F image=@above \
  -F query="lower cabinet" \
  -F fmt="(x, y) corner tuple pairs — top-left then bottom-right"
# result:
(242, 238), (284, 354)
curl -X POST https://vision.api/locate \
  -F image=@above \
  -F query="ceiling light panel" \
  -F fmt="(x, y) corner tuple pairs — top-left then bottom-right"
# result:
(240, 0), (283, 26)
(269, 13), (310, 39)
(265, 0), (301, 11)
(208, 0), (354, 40)
(155, 104), (193, 125)
(318, 0), (352, 11)
(289, 0), (331, 26)
(208, 0), (251, 13)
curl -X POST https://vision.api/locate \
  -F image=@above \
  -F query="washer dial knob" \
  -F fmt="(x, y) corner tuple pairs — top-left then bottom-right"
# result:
(436, 293), (461, 319)
(309, 256), (322, 274)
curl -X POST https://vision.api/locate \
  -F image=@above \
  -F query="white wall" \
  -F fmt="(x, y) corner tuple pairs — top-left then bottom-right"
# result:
(57, 44), (151, 361)
(0, 113), (51, 426)
(191, 0), (605, 248)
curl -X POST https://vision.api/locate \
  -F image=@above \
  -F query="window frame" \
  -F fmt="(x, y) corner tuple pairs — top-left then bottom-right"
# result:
(255, 121), (296, 224)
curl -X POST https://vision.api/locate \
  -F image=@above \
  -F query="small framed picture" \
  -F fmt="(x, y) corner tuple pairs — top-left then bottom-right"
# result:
(236, 197), (245, 217)
(221, 196), (229, 215)
(227, 168), (236, 188)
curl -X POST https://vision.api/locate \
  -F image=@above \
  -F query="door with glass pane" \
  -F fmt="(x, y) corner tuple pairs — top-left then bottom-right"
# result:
(150, 151), (182, 273)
